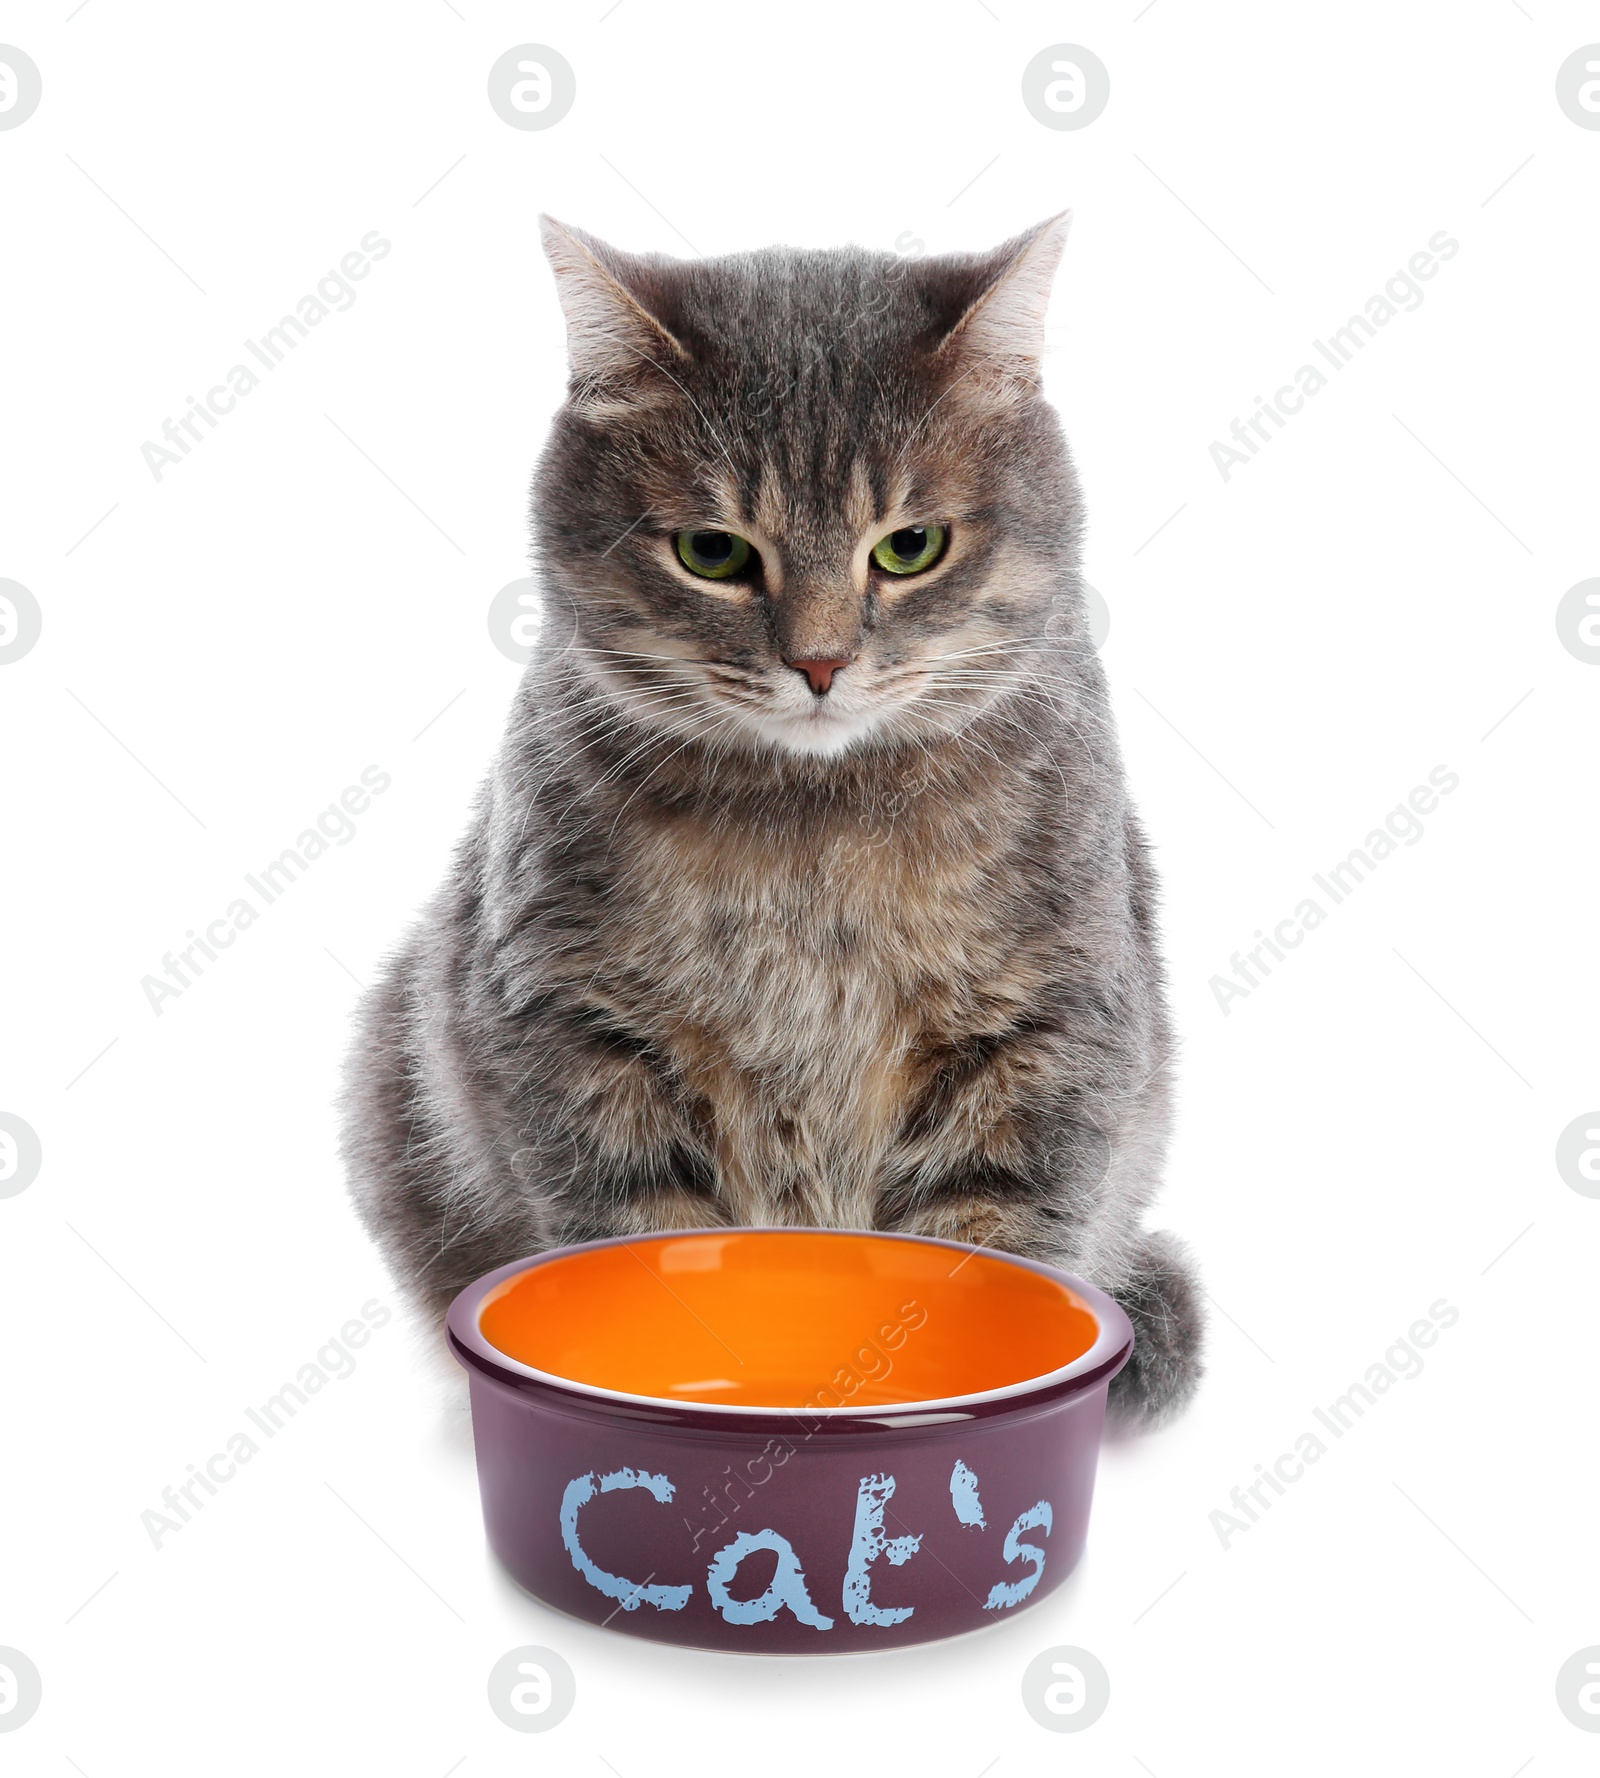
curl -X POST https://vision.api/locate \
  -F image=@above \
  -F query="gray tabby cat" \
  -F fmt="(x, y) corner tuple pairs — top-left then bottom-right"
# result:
(341, 214), (1203, 1427)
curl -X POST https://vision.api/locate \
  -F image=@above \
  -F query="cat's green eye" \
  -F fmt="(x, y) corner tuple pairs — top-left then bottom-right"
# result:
(871, 524), (947, 577)
(675, 530), (753, 581)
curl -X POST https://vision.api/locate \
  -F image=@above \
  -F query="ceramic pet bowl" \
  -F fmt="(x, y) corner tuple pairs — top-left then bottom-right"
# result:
(448, 1227), (1132, 1653)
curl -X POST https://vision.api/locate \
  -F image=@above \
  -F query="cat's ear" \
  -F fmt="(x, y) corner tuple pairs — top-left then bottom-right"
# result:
(540, 215), (688, 407)
(928, 212), (1071, 394)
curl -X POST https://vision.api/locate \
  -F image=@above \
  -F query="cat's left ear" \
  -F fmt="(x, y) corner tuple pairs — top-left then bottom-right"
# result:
(540, 215), (689, 409)
(929, 212), (1071, 392)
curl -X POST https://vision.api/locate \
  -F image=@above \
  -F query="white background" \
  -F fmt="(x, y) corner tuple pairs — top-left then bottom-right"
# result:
(2, 2), (1597, 1771)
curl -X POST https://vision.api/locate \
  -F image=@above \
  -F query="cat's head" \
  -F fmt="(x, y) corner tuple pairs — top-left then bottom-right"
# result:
(532, 215), (1082, 761)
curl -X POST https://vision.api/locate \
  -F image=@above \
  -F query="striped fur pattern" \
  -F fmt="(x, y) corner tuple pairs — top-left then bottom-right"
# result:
(341, 216), (1203, 1426)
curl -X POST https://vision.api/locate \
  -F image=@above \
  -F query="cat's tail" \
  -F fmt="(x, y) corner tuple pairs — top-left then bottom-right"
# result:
(1103, 1227), (1205, 1431)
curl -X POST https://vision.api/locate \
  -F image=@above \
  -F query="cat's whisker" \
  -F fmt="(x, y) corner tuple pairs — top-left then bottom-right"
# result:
(571, 671), (705, 700)
(505, 692), (676, 842)
(918, 636), (1049, 664)
(573, 643), (724, 668)
(604, 685), (718, 718)
(542, 701), (743, 863)
(581, 695), (730, 798)
(603, 706), (749, 845)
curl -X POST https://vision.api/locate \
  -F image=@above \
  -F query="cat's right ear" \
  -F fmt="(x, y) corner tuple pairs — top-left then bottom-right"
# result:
(540, 216), (688, 409)
(926, 212), (1071, 403)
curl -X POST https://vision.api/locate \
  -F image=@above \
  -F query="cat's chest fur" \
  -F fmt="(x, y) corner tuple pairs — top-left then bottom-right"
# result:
(592, 802), (1036, 1226)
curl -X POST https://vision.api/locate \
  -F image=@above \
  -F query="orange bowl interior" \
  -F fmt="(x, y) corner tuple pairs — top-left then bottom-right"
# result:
(477, 1230), (1100, 1409)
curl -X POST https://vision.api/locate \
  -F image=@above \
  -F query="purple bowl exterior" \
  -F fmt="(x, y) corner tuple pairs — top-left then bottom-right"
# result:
(447, 1229), (1133, 1654)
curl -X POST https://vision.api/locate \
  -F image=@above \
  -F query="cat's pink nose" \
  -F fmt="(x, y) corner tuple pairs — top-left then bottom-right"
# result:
(787, 658), (851, 696)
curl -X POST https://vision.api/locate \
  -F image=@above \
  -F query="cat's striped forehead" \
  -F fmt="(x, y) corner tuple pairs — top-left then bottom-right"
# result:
(745, 456), (884, 554)
(628, 271), (961, 530)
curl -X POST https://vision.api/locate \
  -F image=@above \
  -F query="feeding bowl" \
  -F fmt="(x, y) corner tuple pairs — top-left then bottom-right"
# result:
(447, 1227), (1132, 1653)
